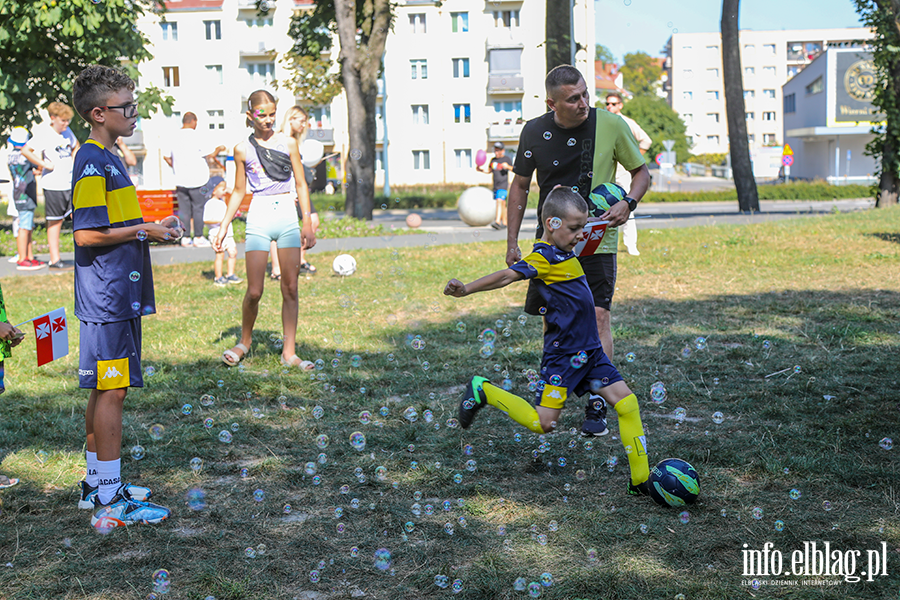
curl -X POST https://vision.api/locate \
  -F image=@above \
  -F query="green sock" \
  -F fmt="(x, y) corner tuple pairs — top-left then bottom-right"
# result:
(482, 382), (544, 433)
(614, 393), (650, 485)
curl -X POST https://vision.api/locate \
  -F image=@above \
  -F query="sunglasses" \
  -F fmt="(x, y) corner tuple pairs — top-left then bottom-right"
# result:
(98, 103), (139, 118)
(606, 101), (621, 106)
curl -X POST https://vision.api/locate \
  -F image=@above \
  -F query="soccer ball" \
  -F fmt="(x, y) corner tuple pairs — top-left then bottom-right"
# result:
(332, 254), (357, 276)
(588, 182), (627, 218)
(647, 458), (700, 507)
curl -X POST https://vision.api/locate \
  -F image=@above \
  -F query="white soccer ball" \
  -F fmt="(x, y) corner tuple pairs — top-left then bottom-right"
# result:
(332, 254), (357, 276)
(456, 186), (496, 227)
(300, 139), (325, 168)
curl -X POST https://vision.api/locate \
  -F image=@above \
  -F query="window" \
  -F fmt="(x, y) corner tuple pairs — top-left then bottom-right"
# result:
(747, 134), (755, 143)
(207, 110), (225, 130)
(744, 90), (755, 99)
(454, 149), (472, 169)
(493, 100), (523, 122)
(246, 18), (273, 27)
(682, 69), (693, 78)
(762, 66), (776, 76)
(743, 44), (755, 53)
(206, 65), (223, 85)
(246, 62), (274, 86)
(707, 68), (719, 77)
(681, 45), (692, 51)
(413, 150), (430, 170)
(162, 66), (180, 87)
(784, 93), (796, 113)
(451, 12), (468, 33)
(375, 148), (384, 171)
(452, 58), (470, 79)
(805, 77), (824, 95)
(683, 91), (693, 101)
(707, 135), (720, 144)
(787, 65), (802, 79)
(411, 104), (429, 125)
(453, 103), (471, 124)
(489, 49), (522, 74)
(706, 90), (719, 100)
(168, 111), (182, 127)
(494, 9), (519, 28)
(763, 133), (777, 145)
(763, 44), (776, 55)
(409, 13), (426, 34)
(745, 112), (755, 121)
(410, 59), (428, 79)
(682, 113), (693, 124)
(161, 21), (177, 41)
(307, 106), (332, 128)
(763, 89), (776, 99)
(744, 67), (755, 75)
(763, 111), (776, 121)
(707, 112), (719, 123)
(204, 20), (221, 40)
(706, 45), (719, 52)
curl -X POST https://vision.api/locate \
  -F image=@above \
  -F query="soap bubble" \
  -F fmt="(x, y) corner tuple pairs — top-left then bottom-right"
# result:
(152, 569), (170, 594)
(144, 365), (156, 377)
(404, 407), (418, 422)
(240, 468), (249, 478)
(181, 403), (192, 416)
(639, 523), (648, 534)
(304, 462), (317, 475)
(129, 271), (140, 282)
(625, 352), (636, 362)
(359, 411), (372, 424)
(253, 489), (264, 502)
(375, 465), (387, 481)
(130, 445), (145, 460)
(752, 507), (763, 520)
(453, 473), (463, 484)
(880, 437), (893, 450)
(283, 504), (292, 514)
(789, 488), (801, 500)
(587, 548), (597, 561)
(245, 547), (256, 558)
(350, 432), (367, 450)
(218, 430), (232, 443)
(673, 407), (686, 421)
(149, 424), (165, 440)
(444, 522), (454, 535)
(465, 459), (477, 472)
(373, 548), (392, 570)
(681, 346), (691, 358)
(231, 422), (239, 432)
(434, 575), (449, 588)
(575, 469), (586, 481)
(650, 382), (667, 404)
(379, 406), (389, 416)
(309, 570), (320, 583)
(678, 511), (690, 524)
(131, 301), (140, 311)
(763, 340), (771, 349)
(185, 486), (206, 510)
(136, 230), (148, 241)
(540, 573), (553, 587)
(774, 520), (785, 532)
(695, 336), (707, 350)
(200, 394), (215, 407)
(823, 501), (832, 511)
(189, 457), (203, 472)
(313, 406), (325, 419)
(711, 411), (724, 424)
(514, 578), (527, 591)
(548, 520), (558, 532)
(316, 434), (329, 449)
(528, 582), (542, 597)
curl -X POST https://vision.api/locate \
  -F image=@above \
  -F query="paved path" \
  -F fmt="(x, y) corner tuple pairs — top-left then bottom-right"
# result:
(0, 198), (874, 278)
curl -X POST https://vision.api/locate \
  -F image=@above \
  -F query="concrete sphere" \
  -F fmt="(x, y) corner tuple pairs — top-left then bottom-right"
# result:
(406, 213), (422, 228)
(456, 187), (496, 227)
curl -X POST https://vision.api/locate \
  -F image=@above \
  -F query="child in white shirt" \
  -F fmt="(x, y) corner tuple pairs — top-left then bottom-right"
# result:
(203, 177), (241, 286)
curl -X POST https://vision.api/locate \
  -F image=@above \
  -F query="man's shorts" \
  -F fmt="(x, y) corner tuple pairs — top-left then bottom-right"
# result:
(79, 318), (143, 390)
(17, 209), (35, 231)
(44, 189), (73, 221)
(524, 253), (617, 315)
(494, 188), (508, 201)
(536, 348), (623, 409)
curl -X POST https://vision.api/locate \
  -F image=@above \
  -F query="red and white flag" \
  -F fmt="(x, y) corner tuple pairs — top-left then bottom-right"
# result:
(33, 308), (68, 366)
(574, 221), (609, 257)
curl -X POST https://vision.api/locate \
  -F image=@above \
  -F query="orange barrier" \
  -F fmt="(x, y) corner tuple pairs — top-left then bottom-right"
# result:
(137, 190), (252, 222)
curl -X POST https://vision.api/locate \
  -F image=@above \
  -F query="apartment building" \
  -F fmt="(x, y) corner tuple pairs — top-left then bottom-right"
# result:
(126, 0), (595, 190)
(663, 28), (872, 157)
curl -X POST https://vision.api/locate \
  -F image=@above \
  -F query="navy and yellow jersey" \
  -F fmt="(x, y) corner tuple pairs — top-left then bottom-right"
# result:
(509, 241), (602, 355)
(72, 140), (155, 324)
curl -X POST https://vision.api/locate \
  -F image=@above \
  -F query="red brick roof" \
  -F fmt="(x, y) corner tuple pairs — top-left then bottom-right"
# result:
(595, 61), (626, 95)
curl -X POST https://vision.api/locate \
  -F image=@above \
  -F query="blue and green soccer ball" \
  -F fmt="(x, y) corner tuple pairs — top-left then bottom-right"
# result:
(648, 458), (700, 507)
(587, 182), (627, 218)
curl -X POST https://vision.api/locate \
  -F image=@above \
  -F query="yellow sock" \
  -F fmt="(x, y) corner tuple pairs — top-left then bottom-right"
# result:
(614, 393), (650, 485)
(482, 382), (544, 433)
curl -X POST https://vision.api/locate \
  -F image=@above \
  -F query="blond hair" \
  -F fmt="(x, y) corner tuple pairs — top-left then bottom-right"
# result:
(280, 105), (309, 145)
(47, 101), (74, 120)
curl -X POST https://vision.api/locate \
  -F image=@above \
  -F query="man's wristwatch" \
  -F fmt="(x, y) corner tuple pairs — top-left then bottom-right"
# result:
(625, 197), (638, 212)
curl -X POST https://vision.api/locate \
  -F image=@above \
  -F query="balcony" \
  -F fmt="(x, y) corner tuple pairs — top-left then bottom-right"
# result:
(487, 75), (524, 94)
(240, 41), (277, 58)
(306, 128), (334, 145)
(238, 0), (274, 10)
(487, 121), (524, 141)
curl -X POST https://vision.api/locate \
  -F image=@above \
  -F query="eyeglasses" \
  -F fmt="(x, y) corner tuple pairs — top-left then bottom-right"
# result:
(99, 103), (139, 118)
(606, 101), (621, 106)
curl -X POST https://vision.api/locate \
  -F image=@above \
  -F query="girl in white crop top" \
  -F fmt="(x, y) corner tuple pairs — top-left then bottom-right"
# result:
(213, 90), (317, 370)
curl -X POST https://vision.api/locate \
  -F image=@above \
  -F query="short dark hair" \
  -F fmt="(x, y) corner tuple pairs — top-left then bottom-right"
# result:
(72, 65), (135, 123)
(542, 186), (588, 222)
(545, 65), (584, 97)
(245, 89), (277, 127)
(183, 112), (197, 125)
(606, 92), (623, 104)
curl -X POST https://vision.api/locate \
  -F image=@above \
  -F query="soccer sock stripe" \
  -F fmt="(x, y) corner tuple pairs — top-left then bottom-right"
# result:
(482, 382), (544, 433)
(85, 450), (99, 487)
(96, 458), (122, 506)
(614, 393), (650, 485)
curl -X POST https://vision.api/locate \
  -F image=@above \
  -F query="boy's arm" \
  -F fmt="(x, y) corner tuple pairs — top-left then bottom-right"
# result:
(444, 268), (524, 297)
(74, 223), (176, 247)
(21, 146), (51, 170)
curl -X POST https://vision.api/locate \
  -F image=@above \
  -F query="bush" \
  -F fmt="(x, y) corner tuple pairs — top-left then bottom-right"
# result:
(644, 181), (872, 203)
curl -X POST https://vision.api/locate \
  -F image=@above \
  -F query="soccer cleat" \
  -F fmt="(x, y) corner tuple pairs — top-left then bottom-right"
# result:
(580, 397), (609, 437)
(459, 376), (489, 429)
(628, 481), (650, 496)
(79, 480), (152, 509)
(91, 490), (170, 530)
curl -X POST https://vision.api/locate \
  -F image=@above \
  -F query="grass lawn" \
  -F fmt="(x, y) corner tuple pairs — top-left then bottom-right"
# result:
(0, 207), (898, 599)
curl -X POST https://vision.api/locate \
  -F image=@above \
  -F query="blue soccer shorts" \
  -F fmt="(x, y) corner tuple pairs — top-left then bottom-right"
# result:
(536, 348), (623, 409)
(79, 318), (143, 390)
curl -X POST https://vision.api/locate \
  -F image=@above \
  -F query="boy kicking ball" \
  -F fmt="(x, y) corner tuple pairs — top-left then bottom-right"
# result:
(71, 65), (178, 529)
(444, 186), (650, 495)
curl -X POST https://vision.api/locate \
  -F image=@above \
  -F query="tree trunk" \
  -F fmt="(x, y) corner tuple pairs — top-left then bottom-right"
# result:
(721, 0), (760, 212)
(334, 0), (391, 220)
(545, 0), (572, 69)
(877, 0), (900, 207)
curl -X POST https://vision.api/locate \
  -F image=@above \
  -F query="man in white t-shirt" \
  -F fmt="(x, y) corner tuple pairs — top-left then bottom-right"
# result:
(21, 102), (80, 270)
(163, 112), (226, 247)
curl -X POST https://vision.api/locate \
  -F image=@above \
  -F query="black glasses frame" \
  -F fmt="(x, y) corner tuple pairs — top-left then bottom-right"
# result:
(98, 103), (139, 118)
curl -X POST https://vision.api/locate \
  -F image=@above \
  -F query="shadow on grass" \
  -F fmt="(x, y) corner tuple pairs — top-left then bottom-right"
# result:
(869, 232), (900, 245)
(1, 287), (898, 599)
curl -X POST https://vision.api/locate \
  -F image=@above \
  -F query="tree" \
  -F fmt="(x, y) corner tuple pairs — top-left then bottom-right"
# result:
(619, 52), (663, 97)
(278, 54), (343, 108)
(617, 95), (691, 163)
(596, 44), (615, 64)
(721, 0), (759, 212)
(0, 0), (173, 140)
(288, 1), (392, 220)
(853, 0), (900, 207)
(545, 0), (572, 70)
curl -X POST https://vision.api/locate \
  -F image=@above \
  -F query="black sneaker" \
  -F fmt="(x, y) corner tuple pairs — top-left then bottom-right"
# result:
(580, 396), (609, 437)
(628, 481), (650, 496)
(459, 376), (489, 429)
(48, 260), (73, 271)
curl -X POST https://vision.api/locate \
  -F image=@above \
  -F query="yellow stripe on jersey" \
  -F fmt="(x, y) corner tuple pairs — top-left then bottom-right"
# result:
(73, 176), (107, 209)
(106, 186), (143, 224)
(523, 252), (585, 285)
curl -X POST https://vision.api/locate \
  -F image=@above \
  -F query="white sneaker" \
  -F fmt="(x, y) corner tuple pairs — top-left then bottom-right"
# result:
(180, 238), (193, 247)
(626, 248), (640, 256)
(193, 237), (211, 248)
(7, 254), (19, 263)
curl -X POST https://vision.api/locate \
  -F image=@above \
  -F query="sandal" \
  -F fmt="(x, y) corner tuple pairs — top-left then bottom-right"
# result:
(223, 342), (249, 366)
(281, 355), (315, 370)
(0, 475), (19, 489)
(270, 273), (281, 281)
(299, 262), (317, 275)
